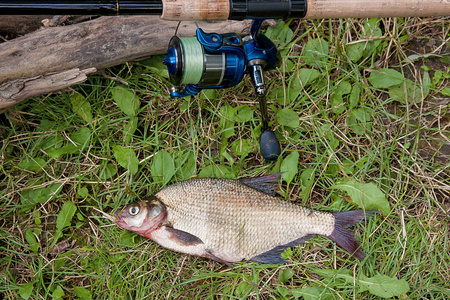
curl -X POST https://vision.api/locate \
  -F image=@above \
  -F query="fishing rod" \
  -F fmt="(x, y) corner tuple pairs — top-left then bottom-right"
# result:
(2, 0), (449, 160)
(1, 0), (449, 19)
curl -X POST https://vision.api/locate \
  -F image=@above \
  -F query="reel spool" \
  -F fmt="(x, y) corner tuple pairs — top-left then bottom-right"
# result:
(163, 21), (281, 160)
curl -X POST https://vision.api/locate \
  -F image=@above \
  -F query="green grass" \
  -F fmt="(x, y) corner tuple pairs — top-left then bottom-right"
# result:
(1, 17), (449, 299)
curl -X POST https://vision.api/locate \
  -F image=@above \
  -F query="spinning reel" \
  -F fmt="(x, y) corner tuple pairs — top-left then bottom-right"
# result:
(163, 20), (281, 160)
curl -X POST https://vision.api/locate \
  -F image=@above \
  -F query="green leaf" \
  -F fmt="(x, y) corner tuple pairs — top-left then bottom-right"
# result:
(349, 83), (362, 109)
(151, 150), (175, 184)
(442, 87), (450, 96)
(70, 93), (93, 123)
(70, 127), (91, 150)
(99, 162), (117, 180)
(73, 286), (92, 300)
(388, 79), (422, 104)
(347, 108), (372, 135)
(40, 135), (62, 152)
(48, 144), (79, 159)
(290, 286), (331, 300)
(235, 280), (256, 298)
(120, 231), (139, 247)
(362, 19), (383, 57)
(368, 68), (405, 89)
(331, 178), (389, 215)
(299, 168), (315, 203)
(232, 105), (253, 123)
(231, 139), (255, 158)
(298, 68), (321, 86)
(124, 116), (138, 144)
(38, 119), (56, 130)
(77, 187), (89, 198)
(219, 104), (236, 140)
(422, 70), (431, 99)
(33, 210), (41, 225)
(317, 123), (339, 151)
(56, 201), (77, 231)
(198, 164), (235, 178)
(270, 86), (287, 106)
(278, 268), (295, 283)
(264, 20), (294, 47)
(112, 145), (139, 175)
(111, 86), (140, 117)
(18, 157), (46, 172)
(20, 183), (63, 207)
(439, 55), (450, 64)
(336, 80), (352, 95)
(358, 274), (410, 298)
(313, 268), (355, 285)
(347, 114), (364, 135)
(175, 152), (196, 181)
(277, 108), (299, 128)
(25, 228), (40, 253)
(313, 268), (409, 298)
(331, 93), (345, 114)
(281, 151), (299, 185)
(199, 89), (217, 100)
(302, 38), (329, 68)
(347, 42), (365, 62)
(47, 128), (91, 159)
(141, 55), (169, 78)
(52, 285), (65, 299)
(331, 81), (351, 114)
(287, 68), (321, 103)
(19, 282), (34, 300)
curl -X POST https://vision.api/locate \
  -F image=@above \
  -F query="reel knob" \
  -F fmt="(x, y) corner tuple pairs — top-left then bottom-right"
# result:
(259, 130), (281, 161)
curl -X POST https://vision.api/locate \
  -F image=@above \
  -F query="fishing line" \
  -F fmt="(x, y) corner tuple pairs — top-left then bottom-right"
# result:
(174, 21), (182, 37)
(178, 37), (204, 84)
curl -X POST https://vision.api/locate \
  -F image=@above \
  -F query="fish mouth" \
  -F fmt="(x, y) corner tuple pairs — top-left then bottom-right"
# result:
(114, 210), (125, 226)
(115, 217), (127, 228)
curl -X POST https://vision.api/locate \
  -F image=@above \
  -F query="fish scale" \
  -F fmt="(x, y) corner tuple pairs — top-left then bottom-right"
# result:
(115, 174), (374, 264)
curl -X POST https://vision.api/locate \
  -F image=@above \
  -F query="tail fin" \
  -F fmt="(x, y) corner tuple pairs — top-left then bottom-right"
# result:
(328, 210), (377, 260)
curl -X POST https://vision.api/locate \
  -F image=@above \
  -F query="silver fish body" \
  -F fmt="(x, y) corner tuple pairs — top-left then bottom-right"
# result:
(115, 174), (372, 264)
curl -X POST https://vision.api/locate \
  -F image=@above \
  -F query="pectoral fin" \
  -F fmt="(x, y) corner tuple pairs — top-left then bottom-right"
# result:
(164, 226), (204, 246)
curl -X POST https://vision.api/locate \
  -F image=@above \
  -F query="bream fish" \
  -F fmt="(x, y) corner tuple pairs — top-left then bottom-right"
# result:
(115, 174), (374, 264)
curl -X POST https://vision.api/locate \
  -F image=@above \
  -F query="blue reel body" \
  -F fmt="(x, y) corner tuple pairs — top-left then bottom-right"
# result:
(163, 21), (279, 98)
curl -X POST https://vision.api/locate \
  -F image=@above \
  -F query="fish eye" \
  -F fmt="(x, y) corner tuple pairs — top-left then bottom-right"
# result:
(128, 205), (139, 216)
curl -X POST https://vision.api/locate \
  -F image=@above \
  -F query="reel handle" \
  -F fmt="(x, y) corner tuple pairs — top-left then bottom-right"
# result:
(258, 93), (281, 161)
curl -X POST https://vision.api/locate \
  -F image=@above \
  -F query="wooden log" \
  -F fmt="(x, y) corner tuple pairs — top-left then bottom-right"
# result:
(0, 15), (52, 36)
(0, 16), (252, 110)
(0, 68), (97, 109)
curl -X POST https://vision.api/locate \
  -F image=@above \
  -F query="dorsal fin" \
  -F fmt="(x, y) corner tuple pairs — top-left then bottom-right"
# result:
(239, 173), (282, 196)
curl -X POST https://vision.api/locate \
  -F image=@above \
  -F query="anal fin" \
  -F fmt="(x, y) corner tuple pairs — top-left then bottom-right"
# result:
(204, 249), (235, 267)
(164, 226), (204, 246)
(250, 234), (316, 264)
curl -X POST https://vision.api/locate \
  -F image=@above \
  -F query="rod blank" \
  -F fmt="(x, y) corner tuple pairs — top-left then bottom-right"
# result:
(0, 0), (163, 15)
